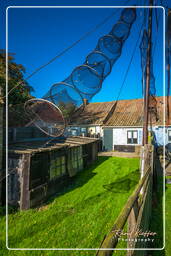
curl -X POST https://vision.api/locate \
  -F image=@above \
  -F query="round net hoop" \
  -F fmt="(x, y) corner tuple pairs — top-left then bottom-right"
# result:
(24, 98), (66, 137)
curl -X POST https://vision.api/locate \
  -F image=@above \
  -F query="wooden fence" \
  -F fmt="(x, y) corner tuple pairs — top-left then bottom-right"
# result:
(0, 90), (4, 205)
(96, 144), (155, 256)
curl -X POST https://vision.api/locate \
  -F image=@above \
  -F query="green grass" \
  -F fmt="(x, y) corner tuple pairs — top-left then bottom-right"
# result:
(0, 156), (140, 256)
(150, 182), (171, 256)
(165, 183), (171, 256)
(150, 178), (164, 252)
(149, 160), (171, 256)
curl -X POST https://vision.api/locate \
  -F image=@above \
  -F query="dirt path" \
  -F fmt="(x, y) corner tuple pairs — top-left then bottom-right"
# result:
(98, 151), (139, 158)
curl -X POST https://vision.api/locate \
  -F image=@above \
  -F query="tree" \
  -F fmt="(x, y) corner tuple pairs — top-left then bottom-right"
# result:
(58, 101), (77, 121)
(0, 49), (34, 105)
(0, 49), (34, 126)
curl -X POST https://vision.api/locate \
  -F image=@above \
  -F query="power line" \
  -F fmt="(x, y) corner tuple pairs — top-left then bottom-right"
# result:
(6, 0), (131, 98)
(116, 19), (144, 101)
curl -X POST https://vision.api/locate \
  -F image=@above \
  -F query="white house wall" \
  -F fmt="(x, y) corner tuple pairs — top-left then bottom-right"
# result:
(112, 128), (142, 148)
(66, 125), (103, 137)
(152, 126), (171, 145)
(87, 126), (103, 137)
(104, 126), (171, 149)
(66, 125), (171, 147)
(112, 127), (171, 147)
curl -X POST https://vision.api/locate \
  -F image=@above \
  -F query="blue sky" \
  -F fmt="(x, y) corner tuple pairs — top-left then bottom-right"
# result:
(1, 0), (166, 102)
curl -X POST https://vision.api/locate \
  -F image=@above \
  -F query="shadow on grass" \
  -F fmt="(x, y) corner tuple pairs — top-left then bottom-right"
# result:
(149, 152), (165, 256)
(8, 162), (140, 248)
(45, 156), (110, 205)
(103, 170), (139, 193)
(1, 157), (109, 217)
(7, 156), (140, 248)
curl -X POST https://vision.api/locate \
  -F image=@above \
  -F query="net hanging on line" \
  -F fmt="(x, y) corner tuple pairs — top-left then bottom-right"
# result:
(166, 9), (171, 64)
(166, 9), (171, 125)
(166, 9), (171, 94)
(140, 29), (158, 123)
(25, 8), (136, 137)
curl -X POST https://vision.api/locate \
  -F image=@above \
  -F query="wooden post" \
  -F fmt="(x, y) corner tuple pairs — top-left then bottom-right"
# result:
(20, 154), (31, 210)
(167, 9), (171, 126)
(0, 88), (4, 205)
(142, 0), (153, 145)
(0, 89), (3, 170)
(127, 199), (139, 255)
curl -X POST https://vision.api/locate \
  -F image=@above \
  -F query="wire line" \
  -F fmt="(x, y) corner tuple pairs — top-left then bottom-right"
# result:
(116, 19), (144, 101)
(6, 0), (131, 98)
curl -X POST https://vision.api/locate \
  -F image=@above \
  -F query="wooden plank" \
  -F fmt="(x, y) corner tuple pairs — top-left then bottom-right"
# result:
(20, 154), (31, 210)
(114, 145), (135, 153)
(127, 199), (139, 255)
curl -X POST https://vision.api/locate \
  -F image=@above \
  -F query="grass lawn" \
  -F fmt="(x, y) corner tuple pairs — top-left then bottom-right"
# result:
(165, 180), (171, 256)
(0, 156), (140, 256)
(150, 180), (171, 256)
(149, 158), (171, 256)
(150, 174), (164, 252)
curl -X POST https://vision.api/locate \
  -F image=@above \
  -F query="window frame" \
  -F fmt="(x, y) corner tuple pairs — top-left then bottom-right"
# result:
(168, 130), (171, 142)
(50, 154), (66, 180)
(127, 130), (138, 145)
(71, 129), (77, 136)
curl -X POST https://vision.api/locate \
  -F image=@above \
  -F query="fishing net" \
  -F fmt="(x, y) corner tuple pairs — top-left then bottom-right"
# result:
(140, 29), (158, 123)
(25, 8), (136, 137)
(166, 9), (171, 124)
(25, 99), (65, 137)
(166, 9), (171, 63)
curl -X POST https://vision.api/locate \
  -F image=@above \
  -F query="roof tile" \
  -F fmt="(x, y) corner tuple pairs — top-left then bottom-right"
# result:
(70, 96), (171, 127)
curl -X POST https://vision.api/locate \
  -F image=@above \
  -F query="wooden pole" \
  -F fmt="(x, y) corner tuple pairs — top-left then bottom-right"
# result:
(142, 0), (153, 145)
(167, 9), (171, 126)
(0, 88), (4, 206)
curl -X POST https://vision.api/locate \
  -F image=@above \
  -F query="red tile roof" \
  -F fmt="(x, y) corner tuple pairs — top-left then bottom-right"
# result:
(70, 96), (171, 127)
(70, 101), (116, 125)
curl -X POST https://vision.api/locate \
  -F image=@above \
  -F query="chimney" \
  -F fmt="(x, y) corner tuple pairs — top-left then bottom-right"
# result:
(83, 99), (88, 105)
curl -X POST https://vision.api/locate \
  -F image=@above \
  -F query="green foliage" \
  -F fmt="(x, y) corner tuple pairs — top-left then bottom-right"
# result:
(165, 183), (171, 256)
(0, 156), (140, 255)
(0, 49), (34, 105)
(58, 101), (77, 120)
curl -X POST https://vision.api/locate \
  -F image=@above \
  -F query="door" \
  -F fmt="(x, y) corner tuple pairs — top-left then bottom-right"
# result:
(103, 128), (113, 151)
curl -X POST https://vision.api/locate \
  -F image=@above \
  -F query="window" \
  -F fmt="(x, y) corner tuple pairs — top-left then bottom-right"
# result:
(81, 128), (87, 133)
(168, 130), (171, 141)
(81, 127), (87, 136)
(67, 146), (83, 176)
(50, 154), (66, 180)
(71, 129), (77, 136)
(127, 130), (138, 144)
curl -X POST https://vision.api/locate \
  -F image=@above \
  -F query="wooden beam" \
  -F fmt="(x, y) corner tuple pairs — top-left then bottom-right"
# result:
(143, 0), (153, 145)
(20, 154), (31, 210)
